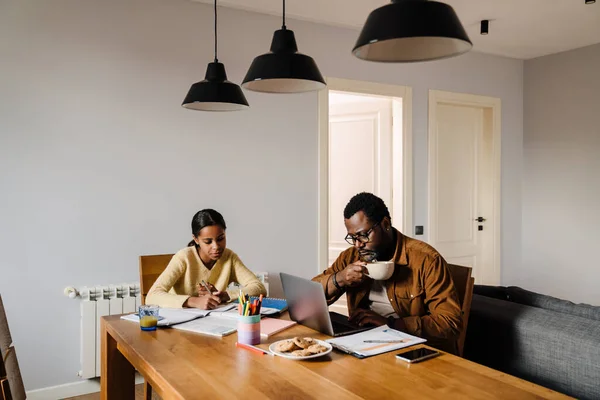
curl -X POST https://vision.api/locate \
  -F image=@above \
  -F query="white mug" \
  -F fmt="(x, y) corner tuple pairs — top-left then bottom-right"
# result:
(365, 261), (395, 280)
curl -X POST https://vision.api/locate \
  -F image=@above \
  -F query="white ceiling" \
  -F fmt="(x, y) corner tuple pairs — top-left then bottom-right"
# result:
(194, 0), (600, 59)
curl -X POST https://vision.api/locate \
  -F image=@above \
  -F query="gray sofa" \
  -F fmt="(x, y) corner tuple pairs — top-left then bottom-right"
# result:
(464, 285), (600, 400)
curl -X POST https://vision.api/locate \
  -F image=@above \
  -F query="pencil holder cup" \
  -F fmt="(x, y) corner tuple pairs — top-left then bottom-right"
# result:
(237, 315), (261, 345)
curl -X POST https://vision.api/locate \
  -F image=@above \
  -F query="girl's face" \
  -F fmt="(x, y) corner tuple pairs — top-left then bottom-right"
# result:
(193, 224), (227, 262)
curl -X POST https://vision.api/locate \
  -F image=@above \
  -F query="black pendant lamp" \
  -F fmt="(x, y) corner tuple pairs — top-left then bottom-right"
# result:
(242, 0), (325, 93)
(182, 0), (248, 111)
(353, 0), (472, 63)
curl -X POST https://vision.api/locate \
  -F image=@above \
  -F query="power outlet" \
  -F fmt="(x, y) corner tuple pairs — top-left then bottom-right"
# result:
(415, 225), (424, 235)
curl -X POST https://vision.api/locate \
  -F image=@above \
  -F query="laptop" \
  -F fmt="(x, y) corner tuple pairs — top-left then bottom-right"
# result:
(280, 272), (371, 337)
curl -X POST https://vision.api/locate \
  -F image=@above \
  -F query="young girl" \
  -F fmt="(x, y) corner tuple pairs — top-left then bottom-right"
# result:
(146, 209), (267, 309)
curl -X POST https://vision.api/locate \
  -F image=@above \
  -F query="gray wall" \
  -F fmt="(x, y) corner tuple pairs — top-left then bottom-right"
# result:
(521, 43), (600, 306)
(0, 0), (523, 390)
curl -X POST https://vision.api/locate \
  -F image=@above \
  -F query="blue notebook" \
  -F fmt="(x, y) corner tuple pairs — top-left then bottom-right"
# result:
(234, 297), (288, 313)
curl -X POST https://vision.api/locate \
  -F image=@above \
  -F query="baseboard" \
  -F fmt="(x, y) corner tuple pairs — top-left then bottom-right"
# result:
(26, 374), (144, 399)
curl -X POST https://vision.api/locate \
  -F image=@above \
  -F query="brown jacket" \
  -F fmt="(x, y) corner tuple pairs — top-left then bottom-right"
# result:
(312, 229), (462, 353)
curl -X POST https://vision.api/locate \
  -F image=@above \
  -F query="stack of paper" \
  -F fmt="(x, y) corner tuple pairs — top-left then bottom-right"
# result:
(260, 318), (296, 338)
(326, 326), (426, 358)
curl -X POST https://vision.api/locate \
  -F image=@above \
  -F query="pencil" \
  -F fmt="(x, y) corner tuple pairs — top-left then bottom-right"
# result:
(236, 342), (270, 355)
(200, 280), (213, 294)
(362, 339), (409, 343)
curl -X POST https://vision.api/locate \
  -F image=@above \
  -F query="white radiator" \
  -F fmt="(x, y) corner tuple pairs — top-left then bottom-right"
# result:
(64, 283), (141, 379)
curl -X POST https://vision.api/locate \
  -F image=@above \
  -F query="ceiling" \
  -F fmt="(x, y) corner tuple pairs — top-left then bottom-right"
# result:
(193, 0), (600, 59)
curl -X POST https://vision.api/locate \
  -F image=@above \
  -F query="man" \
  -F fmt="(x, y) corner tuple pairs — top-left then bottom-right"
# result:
(312, 192), (462, 354)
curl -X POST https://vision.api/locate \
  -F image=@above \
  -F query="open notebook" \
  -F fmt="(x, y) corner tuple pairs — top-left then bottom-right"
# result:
(121, 304), (241, 337)
(120, 303), (236, 327)
(326, 325), (426, 359)
(121, 302), (285, 337)
(171, 311), (238, 337)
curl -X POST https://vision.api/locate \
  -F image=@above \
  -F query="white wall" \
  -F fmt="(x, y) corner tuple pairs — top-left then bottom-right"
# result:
(520, 43), (600, 306)
(0, 0), (523, 391)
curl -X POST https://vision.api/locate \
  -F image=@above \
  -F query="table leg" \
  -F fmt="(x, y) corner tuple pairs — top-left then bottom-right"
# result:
(101, 318), (135, 400)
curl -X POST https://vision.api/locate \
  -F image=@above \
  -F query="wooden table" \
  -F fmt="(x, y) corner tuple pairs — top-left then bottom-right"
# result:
(101, 315), (570, 400)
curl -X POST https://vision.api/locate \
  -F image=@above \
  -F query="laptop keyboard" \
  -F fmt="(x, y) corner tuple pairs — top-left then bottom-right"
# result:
(332, 321), (358, 334)
(329, 312), (360, 333)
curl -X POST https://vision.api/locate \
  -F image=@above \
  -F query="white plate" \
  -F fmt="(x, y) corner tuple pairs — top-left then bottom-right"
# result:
(268, 339), (333, 360)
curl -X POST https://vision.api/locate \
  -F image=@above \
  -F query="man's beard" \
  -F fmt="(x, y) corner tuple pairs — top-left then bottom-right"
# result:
(359, 249), (379, 262)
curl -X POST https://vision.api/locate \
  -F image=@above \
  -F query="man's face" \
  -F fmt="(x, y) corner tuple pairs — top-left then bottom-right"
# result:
(344, 211), (388, 261)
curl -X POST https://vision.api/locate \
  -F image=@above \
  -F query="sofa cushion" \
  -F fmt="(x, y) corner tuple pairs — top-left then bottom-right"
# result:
(465, 294), (600, 400)
(473, 285), (508, 300)
(506, 286), (600, 322)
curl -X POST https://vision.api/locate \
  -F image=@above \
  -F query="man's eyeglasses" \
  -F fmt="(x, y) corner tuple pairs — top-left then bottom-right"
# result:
(345, 222), (380, 245)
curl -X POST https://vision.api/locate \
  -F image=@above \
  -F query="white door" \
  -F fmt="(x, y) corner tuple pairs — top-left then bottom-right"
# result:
(429, 97), (497, 284)
(328, 96), (393, 265)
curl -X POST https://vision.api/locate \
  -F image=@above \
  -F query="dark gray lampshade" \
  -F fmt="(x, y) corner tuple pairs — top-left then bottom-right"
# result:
(242, 29), (326, 93)
(353, 0), (472, 63)
(182, 62), (249, 111)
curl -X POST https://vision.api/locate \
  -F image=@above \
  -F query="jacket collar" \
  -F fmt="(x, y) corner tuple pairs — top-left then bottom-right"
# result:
(391, 229), (408, 266)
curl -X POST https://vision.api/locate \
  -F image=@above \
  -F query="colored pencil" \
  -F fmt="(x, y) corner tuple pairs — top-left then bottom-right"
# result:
(236, 342), (270, 355)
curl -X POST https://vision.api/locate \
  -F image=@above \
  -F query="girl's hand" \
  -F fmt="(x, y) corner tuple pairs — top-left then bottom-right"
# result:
(196, 283), (230, 304)
(185, 294), (222, 310)
(196, 282), (217, 295)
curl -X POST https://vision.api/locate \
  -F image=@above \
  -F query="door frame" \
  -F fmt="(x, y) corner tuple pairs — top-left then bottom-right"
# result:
(427, 90), (501, 285)
(318, 77), (413, 274)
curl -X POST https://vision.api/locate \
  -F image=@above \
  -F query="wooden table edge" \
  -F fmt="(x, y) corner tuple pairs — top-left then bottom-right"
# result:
(102, 316), (186, 400)
(101, 316), (572, 400)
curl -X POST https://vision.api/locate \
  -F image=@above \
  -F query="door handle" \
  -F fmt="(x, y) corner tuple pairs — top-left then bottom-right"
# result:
(475, 217), (486, 222)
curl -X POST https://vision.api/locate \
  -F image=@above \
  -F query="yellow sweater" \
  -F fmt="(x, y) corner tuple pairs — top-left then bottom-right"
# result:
(146, 246), (267, 308)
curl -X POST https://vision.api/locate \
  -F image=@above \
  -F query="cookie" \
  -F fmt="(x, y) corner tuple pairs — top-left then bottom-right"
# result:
(275, 340), (298, 353)
(291, 349), (312, 357)
(293, 337), (316, 349)
(306, 344), (327, 354)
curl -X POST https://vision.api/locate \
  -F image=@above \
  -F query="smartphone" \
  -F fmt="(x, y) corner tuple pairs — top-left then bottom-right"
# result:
(395, 348), (440, 363)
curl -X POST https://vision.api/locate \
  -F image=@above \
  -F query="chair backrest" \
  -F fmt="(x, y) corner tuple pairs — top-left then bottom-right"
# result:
(0, 352), (10, 400)
(0, 296), (25, 400)
(139, 254), (175, 305)
(446, 264), (475, 357)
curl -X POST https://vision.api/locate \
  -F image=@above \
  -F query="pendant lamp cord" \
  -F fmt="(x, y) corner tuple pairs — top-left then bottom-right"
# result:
(282, 0), (286, 30)
(214, 0), (218, 62)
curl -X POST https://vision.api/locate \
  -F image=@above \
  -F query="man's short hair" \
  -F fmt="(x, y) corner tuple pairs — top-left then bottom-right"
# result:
(343, 192), (391, 223)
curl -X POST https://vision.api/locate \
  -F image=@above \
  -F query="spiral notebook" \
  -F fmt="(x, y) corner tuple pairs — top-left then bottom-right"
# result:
(326, 326), (426, 359)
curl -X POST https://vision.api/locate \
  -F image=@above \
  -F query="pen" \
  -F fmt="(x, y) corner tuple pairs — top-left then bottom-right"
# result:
(257, 294), (263, 314)
(236, 342), (272, 355)
(200, 280), (213, 294)
(362, 339), (409, 343)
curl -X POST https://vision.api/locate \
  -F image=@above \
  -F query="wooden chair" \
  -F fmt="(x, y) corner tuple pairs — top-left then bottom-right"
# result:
(139, 254), (175, 306)
(138, 254), (174, 399)
(0, 296), (25, 400)
(0, 349), (10, 400)
(446, 264), (475, 357)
